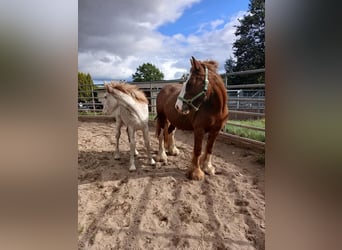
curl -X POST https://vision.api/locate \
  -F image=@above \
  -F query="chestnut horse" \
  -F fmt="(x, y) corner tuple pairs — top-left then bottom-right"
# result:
(155, 56), (228, 180)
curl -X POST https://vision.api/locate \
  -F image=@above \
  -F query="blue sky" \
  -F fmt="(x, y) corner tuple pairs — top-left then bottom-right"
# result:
(158, 0), (249, 36)
(78, 0), (250, 83)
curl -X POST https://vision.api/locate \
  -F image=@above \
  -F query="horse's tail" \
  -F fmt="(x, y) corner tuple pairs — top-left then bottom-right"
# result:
(155, 115), (169, 147)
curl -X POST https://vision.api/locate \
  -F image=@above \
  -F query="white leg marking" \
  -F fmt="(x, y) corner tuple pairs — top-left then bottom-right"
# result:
(156, 132), (168, 163)
(128, 127), (136, 171)
(202, 153), (215, 175)
(143, 127), (155, 166)
(167, 130), (179, 156)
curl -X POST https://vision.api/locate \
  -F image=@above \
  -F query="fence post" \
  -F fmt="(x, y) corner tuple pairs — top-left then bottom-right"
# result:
(91, 85), (96, 116)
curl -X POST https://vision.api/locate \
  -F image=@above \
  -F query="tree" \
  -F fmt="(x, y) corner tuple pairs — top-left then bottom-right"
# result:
(132, 63), (164, 82)
(224, 56), (240, 85)
(78, 72), (95, 102)
(225, 0), (265, 84)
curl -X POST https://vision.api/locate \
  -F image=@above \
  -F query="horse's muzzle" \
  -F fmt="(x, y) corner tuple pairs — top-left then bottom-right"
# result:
(175, 103), (190, 115)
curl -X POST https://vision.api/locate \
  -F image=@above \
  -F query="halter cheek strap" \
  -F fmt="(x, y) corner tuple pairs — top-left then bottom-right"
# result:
(177, 66), (209, 112)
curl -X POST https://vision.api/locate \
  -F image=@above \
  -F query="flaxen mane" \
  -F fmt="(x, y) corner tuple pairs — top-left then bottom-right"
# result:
(107, 82), (148, 104)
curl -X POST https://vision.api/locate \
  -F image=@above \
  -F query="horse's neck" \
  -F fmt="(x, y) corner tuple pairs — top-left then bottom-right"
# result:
(208, 82), (227, 113)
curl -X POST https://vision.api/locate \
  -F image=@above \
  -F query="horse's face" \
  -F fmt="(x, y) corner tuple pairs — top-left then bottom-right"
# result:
(102, 92), (119, 115)
(175, 57), (208, 115)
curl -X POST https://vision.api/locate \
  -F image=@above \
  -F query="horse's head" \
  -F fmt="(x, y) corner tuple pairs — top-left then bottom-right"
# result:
(102, 84), (120, 115)
(175, 56), (210, 115)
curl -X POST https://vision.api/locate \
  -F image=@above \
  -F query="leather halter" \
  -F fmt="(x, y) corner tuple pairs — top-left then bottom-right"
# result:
(177, 66), (209, 112)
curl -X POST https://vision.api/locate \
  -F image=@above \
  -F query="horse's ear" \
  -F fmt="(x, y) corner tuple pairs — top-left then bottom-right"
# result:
(191, 56), (201, 71)
(105, 84), (110, 92)
(105, 84), (114, 93)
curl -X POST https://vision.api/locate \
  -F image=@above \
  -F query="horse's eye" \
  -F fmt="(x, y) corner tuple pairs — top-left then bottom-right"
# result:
(104, 96), (107, 99)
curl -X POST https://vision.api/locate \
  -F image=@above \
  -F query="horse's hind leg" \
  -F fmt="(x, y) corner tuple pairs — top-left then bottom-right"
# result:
(156, 132), (168, 163)
(127, 127), (136, 171)
(167, 125), (179, 156)
(142, 126), (156, 166)
(126, 127), (139, 156)
(155, 118), (168, 163)
(200, 130), (219, 176)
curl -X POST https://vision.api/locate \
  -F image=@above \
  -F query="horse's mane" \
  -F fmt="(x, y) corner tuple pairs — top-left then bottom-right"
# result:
(197, 59), (227, 114)
(202, 60), (219, 72)
(107, 82), (148, 104)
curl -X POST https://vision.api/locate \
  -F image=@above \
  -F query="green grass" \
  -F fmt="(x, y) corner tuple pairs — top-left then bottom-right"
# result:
(149, 113), (157, 120)
(224, 118), (265, 142)
(78, 111), (103, 115)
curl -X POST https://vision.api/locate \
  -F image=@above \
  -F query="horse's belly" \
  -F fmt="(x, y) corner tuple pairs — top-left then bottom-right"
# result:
(166, 110), (193, 130)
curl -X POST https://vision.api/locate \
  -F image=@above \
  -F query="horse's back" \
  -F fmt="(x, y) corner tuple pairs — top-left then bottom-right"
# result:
(156, 84), (181, 113)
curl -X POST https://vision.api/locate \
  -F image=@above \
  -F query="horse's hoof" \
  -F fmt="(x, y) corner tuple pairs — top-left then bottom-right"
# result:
(203, 165), (215, 176)
(150, 158), (156, 166)
(188, 168), (205, 181)
(129, 166), (136, 171)
(114, 154), (120, 160)
(168, 147), (179, 156)
(156, 152), (168, 163)
(134, 150), (139, 156)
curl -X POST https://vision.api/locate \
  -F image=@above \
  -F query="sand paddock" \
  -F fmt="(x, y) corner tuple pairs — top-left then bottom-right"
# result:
(78, 120), (265, 249)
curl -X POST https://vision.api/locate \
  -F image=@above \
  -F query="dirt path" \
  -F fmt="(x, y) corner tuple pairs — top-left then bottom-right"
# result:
(78, 121), (265, 250)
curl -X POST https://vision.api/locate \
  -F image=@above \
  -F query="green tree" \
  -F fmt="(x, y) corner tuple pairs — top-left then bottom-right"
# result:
(132, 63), (164, 82)
(224, 56), (240, 85)
(78, 72), (95, 102)
(225, 0), (265, 84)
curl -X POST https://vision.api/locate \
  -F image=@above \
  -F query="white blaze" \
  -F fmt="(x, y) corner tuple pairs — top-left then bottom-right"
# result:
(175, 73), (191, 110)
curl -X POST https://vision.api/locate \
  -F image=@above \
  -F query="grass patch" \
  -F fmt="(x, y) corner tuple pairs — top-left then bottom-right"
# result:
(78, 111), (103, 116)
(224, 118), (265, 142)
(149, 113), (157, 120)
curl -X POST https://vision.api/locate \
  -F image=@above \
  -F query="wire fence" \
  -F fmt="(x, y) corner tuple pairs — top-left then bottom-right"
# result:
(78, 69), (265, 149)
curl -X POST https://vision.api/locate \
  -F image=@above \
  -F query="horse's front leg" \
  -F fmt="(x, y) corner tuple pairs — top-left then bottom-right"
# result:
(114, 118), (123, 160)
(200, 130), (219, 176)
(188, 129), (205, 181)
(142, 126), (155, 166)
(127, 127), (136, 171)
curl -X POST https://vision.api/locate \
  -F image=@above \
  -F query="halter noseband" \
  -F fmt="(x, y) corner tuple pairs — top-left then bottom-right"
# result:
(177, 66), (209, 112)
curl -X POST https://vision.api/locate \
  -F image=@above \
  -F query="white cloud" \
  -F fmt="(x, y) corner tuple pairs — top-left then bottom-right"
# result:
(78, 0), (246, 80)
(211, 19), (224, 30)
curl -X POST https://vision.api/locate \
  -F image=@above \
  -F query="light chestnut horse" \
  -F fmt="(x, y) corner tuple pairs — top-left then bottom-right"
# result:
(103, 82), (155, 171)
(155, 57), (228, 180)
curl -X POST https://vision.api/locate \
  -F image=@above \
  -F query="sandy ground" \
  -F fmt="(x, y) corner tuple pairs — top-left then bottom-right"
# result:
(78, 120), (265, 250)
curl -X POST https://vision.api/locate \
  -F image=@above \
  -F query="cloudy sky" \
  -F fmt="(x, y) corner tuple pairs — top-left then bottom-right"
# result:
(78, 0), (249, 83)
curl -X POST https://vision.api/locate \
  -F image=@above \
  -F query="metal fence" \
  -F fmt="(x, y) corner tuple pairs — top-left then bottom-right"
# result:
(78, 69), (265, 148)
